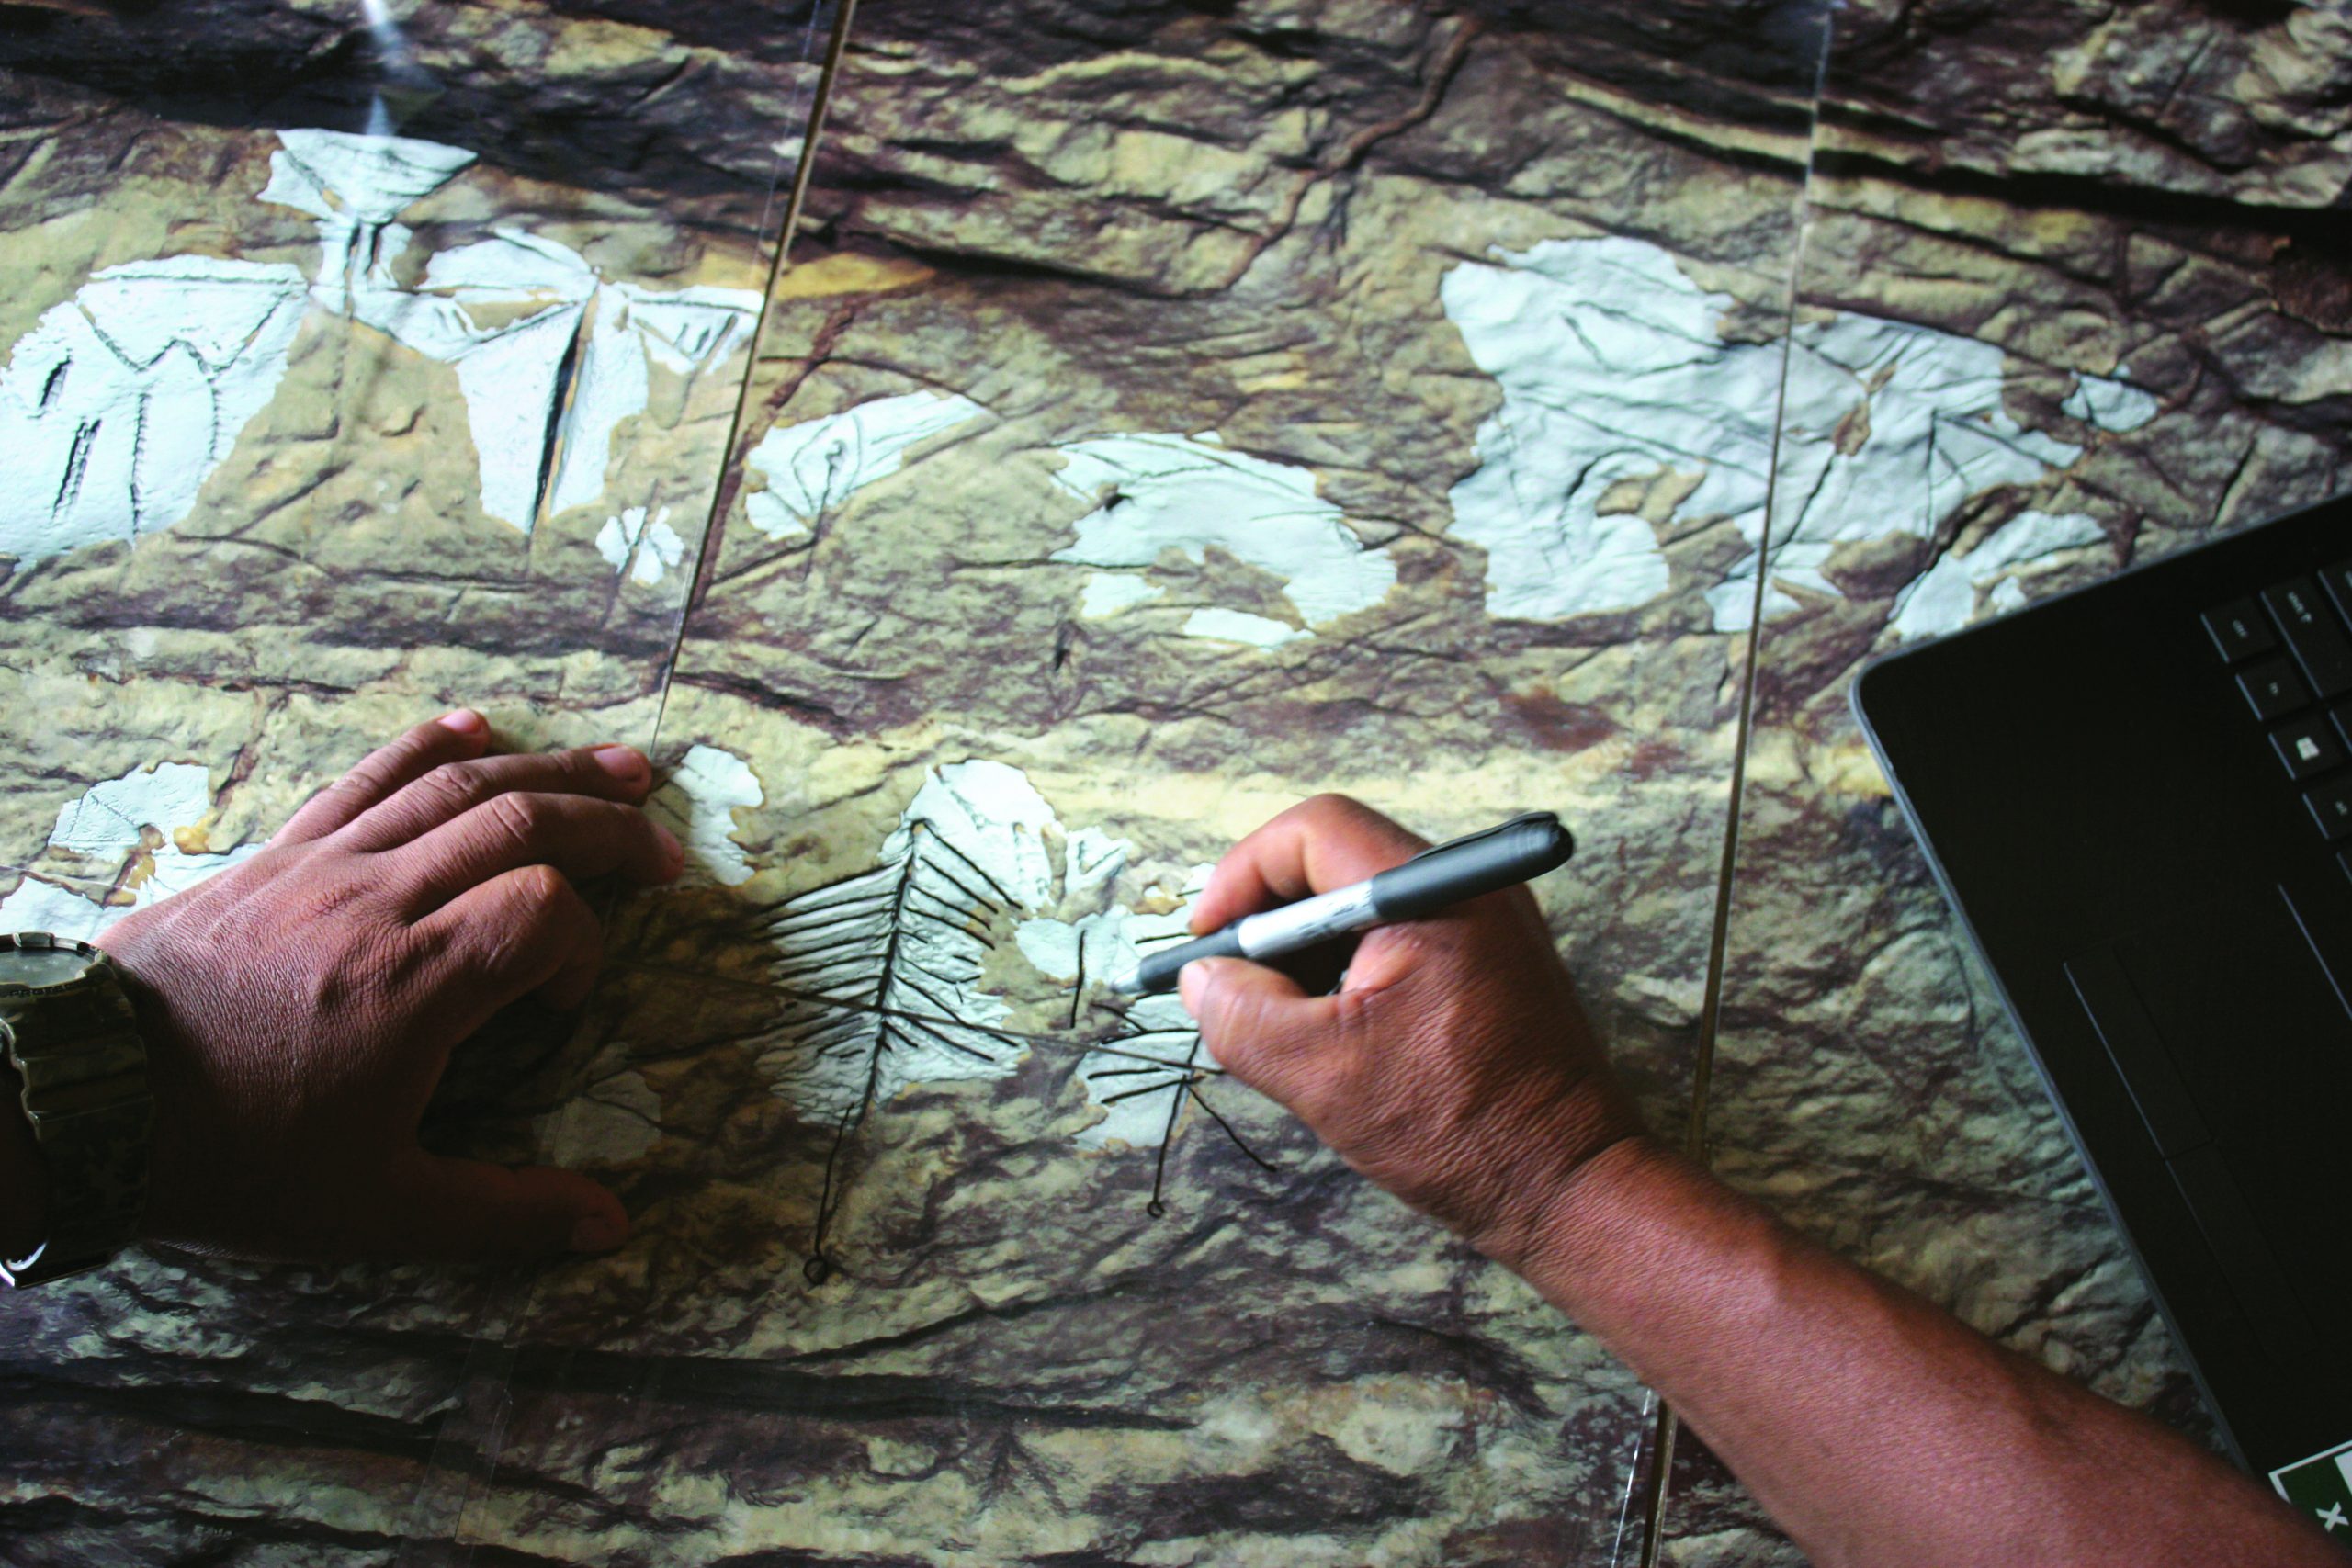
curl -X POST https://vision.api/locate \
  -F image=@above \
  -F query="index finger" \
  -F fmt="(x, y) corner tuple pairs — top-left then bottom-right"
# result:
(274, 711), (491, 845)
(388, 793), (682, 917)
(1192, 794), (1430, 935)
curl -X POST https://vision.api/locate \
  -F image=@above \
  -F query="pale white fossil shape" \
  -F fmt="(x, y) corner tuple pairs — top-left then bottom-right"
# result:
(1048, 431), (1396, 642)
(0, 257), (309, 562)
(741, 390), (988, 541)
(755, 761), (1060, 1127)
(266, 128), (761, 532)
(0, 762), (260, 939)
(1439, 235), (2139, 632)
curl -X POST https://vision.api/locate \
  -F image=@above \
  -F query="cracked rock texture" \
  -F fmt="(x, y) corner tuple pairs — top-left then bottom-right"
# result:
(5, 0), (2340, 1562)
(412, 2), (1835, 1559)
(0, 84), (782, 712)
(0, 0), (831, 214)
(1820, 0), (2352, 208)
(0, 6), (819, 1561)
(0, 0), (1821, 1558)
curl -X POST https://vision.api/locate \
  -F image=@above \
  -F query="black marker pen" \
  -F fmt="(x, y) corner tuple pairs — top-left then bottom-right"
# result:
(1109, 812), (1576, 996)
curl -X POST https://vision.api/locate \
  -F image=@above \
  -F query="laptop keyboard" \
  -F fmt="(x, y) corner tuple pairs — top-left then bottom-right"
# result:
(2206, 563), (2352, 861)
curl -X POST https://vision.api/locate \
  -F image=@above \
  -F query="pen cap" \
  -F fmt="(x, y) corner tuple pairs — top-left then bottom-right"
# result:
(1368, 812), (1575, 921)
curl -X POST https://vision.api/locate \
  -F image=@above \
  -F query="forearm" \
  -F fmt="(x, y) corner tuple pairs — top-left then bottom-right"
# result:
(1495, 1136), (2336, 1568)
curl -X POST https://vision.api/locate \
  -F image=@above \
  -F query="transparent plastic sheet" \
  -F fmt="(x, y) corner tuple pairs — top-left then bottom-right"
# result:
(1659, 0), (2352, 1561)
(401, 5), (1835, 1562)
(0, 0), (831, 736)
(0, 0), (1851, 1560)
(0, 3), (831, 1561)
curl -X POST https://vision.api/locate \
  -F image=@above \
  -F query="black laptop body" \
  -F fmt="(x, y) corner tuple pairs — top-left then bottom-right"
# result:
(1854, 493), (2352, 1514)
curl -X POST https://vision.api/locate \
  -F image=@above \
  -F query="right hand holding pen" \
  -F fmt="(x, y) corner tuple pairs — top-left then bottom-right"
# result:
(1177, 795), (1652, 1262)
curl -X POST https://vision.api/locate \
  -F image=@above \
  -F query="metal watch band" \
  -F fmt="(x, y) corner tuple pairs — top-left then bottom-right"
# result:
(0, 933), (153, 1286)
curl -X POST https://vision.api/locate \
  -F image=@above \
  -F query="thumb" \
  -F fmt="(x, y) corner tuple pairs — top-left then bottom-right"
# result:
(390, 1152), (630, 1258)
(1178, 957), (1331, 1101)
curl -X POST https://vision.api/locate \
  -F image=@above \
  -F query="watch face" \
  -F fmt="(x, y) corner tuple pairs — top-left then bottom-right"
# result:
(0, 945), (96, 990)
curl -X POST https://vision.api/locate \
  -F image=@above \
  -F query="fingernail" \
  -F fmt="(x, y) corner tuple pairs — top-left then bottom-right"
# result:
(653, 820), (684, 874)
(592, 744), (650, 783)
(570, 1210), (628, 1253)
(437, 708), (486, 735)
(1178, 961), (1209, 1015)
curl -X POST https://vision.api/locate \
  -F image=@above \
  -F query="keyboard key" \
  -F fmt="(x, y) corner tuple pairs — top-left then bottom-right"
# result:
(2202, 598), (2275, 662)
(2239, 658), (2309, 720)
(2261, 575), (2352, 698)
(2307, 777), (2352, 840)
(2271, 716), (2344, 780)
(2320, 558), (2352, 628)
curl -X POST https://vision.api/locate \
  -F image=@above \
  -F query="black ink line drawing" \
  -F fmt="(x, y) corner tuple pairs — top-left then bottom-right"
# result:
(752, 820), (1023, 1283)
(628, 758), (1277, 1283)
(1075, 924), (1277, 1217)
(619, 927), (1277, 1280)
(622, 959), (1228, 1077)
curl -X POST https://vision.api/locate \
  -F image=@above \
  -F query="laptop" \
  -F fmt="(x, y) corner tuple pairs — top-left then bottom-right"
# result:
(1854, 491), (2352, 1523)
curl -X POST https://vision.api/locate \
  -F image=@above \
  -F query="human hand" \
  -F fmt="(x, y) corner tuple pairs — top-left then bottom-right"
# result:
(92, 710), (683, 1262)
(1177, 795), (1650, 1263)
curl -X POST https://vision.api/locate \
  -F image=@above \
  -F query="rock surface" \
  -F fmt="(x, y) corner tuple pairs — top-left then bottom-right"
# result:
(4, 0), (2338, 1562)
(405, 3), (1834, 1559)
(0, 10), (818, 1562)
(0, 0), (1823, 1558)
(1819, 0), (2352, 208)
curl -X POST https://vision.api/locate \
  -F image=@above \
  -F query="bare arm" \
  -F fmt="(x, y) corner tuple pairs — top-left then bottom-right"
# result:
(1181, 795), (2343, 1568)
(1505, 1140), (2329, 1566)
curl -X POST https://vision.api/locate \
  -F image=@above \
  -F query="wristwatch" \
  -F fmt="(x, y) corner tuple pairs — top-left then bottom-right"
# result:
(0, 933), (153, 1287)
